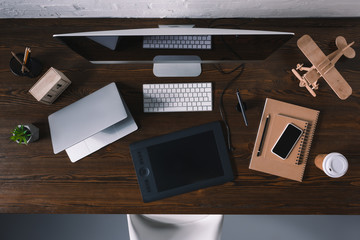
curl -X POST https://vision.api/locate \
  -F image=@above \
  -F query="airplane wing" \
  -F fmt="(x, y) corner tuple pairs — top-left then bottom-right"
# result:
(297, 35), (330, 69)
(322, 67), (352, 100)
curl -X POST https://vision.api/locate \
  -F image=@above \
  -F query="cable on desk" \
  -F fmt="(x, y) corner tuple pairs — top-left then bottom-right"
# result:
(209, 21), (247, 151)
(215, 63), (245, 151)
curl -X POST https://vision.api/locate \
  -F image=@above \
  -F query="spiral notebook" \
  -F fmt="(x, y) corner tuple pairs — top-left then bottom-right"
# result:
(249, 98), (320, 182)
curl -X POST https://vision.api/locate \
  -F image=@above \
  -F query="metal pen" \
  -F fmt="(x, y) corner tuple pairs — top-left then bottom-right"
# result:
(236, 89), (248, 126)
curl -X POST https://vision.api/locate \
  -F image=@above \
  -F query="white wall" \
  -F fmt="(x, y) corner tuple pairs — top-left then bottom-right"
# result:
(0, 0), (360, 18)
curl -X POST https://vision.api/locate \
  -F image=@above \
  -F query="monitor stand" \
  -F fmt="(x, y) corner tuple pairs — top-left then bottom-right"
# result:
(153, 55), (202, 77)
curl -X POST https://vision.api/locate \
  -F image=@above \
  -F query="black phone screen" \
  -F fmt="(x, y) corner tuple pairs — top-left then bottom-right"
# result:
(272, 124), (303, 159)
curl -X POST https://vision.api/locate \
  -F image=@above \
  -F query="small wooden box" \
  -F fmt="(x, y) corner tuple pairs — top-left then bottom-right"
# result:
(29, 67), (71, 104)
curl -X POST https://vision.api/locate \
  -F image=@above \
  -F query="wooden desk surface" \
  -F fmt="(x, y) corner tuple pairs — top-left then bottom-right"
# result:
(0, 18), (359, 214)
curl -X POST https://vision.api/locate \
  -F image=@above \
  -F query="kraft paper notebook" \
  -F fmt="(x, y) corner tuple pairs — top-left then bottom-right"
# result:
(249, 98), (320, 182)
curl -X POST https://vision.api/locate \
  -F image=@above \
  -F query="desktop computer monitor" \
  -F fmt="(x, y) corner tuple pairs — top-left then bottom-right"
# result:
(53, 25), (293, 77)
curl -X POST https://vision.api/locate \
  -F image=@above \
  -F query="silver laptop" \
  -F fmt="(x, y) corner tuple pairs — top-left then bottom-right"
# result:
(48, 82), (138, 162)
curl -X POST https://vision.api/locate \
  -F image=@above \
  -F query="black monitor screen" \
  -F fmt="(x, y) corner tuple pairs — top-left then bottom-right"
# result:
(55, 31), (293, 62)
(147, 131), (224, 192)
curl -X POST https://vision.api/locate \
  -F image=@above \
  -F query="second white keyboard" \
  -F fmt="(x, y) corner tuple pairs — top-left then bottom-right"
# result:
(143, 82), (212, 113)
(143, 35), (212, 49)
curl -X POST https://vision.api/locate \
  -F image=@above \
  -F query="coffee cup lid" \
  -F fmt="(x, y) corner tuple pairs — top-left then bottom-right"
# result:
(323, 152), (348, 178)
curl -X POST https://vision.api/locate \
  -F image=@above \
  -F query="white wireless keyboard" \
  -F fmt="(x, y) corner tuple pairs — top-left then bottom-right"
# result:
(143, 82), (212, 113)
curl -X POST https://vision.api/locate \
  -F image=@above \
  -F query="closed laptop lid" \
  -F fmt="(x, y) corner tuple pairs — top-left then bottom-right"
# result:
(48, 82), (127, 154)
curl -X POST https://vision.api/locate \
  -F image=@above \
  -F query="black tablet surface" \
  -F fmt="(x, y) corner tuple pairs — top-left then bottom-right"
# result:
(129, 121), (234, 202)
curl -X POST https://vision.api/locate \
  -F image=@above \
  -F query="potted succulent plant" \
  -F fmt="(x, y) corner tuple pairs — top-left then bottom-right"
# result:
(10, 124), (39, 144)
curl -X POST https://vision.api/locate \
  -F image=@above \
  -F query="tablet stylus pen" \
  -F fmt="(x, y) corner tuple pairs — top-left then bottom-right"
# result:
(257, 114), (270, 156)
(236, 89), (248, 126)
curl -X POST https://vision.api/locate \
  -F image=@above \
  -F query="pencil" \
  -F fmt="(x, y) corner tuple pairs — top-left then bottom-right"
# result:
(21, 47), (31, 73)
(11, 51), (30, 73)
(257, 114), (270, 156)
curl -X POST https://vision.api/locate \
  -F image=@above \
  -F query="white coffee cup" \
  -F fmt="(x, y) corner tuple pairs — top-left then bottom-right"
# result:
(315, 152), (348, 178)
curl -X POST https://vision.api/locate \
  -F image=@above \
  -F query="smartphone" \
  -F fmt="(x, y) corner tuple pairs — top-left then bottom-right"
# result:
(271, 123), (303, 160)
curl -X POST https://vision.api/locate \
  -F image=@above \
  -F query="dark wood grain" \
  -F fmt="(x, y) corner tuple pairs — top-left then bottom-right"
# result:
(0, 18), (359, 214)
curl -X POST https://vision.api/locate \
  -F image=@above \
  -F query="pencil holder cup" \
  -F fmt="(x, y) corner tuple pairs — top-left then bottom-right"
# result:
(9, 53), (43, 78)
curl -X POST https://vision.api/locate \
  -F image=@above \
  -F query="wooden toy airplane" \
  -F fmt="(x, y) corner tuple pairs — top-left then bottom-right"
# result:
(292, 35), (355, 100)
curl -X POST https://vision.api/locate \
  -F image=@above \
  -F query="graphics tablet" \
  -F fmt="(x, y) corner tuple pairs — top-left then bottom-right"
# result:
(129, 121), (234, 202)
